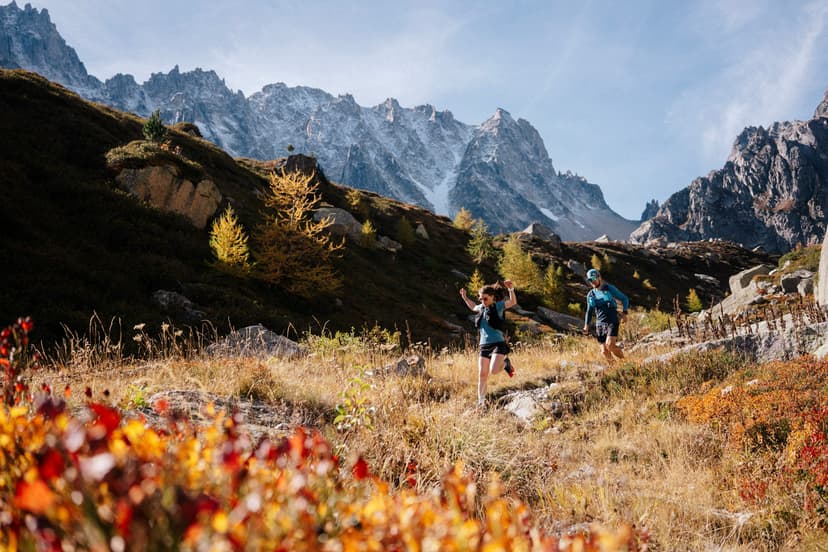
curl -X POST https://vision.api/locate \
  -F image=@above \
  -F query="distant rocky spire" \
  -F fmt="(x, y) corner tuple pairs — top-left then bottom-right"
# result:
(640, 199), (659, 222)
(814, 87), (828, 119)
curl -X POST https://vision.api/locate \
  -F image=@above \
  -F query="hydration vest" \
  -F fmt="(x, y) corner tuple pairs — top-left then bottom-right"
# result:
(474, 303), (505, 330)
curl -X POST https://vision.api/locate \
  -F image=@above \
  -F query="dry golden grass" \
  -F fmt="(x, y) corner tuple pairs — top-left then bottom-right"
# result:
(28, 322), (828, 550)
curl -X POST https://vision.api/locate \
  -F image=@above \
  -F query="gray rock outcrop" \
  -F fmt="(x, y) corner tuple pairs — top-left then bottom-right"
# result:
(706, 264), (774, 315)
(780, 269), (814, 294)
(312, 207), (402, 252)
(151, 290), (206, 323)
(521, 223), (562, 249)
(535, 307), (584, 333)
(207, 325), (305, 359)
(115, 165), (222, 229)
(645, 319), (828, 365)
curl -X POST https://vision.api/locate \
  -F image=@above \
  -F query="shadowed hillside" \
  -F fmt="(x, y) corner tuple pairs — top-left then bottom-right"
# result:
(0, 69), (776, 347)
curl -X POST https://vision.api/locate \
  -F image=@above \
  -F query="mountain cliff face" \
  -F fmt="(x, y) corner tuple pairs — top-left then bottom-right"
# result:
(0, 2), (636, 240)
(0, 2), (96, 91)
(631, 100), (828, 253)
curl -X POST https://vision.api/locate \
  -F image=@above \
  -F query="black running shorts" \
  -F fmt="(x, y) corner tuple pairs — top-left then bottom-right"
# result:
(479, 341), (510, 358)
(595, 322), (619, 343)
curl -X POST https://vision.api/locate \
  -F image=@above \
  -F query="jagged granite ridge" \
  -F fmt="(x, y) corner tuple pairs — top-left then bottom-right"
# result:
(631, 115), (828, 253)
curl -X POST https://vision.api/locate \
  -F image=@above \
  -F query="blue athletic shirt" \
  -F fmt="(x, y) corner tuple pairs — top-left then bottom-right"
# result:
(475, 300), (507, 345)
(585, 283), (629, 326)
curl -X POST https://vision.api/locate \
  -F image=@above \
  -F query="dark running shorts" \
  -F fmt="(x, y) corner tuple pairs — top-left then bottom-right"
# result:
(479, 341), (510, 358)
(595, 322), (619, 343)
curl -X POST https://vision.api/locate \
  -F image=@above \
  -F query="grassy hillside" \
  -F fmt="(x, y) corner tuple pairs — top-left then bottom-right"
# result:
(0, 69), (775, 350)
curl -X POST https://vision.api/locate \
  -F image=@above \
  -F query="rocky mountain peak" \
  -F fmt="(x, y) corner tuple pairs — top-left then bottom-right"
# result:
(640, 199), (659, 222)
(814, 88), (828, 119)
(481, 107), (513, 130)
(145, 66), (230, 95)
(631, 86), (828, 253)
(376, 97), (403, 123)
(0, 1), (96, 91)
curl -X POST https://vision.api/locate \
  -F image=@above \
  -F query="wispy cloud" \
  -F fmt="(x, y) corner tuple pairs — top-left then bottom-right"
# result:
(668, 1), (828, 166)
(209, 5), (492, 108)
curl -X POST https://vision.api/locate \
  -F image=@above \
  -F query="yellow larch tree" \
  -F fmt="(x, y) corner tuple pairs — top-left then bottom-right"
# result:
(209, 204), (252, 272)
(253, 170), (344, 297)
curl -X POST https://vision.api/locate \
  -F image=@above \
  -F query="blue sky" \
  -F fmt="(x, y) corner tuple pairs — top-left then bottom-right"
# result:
(37, 0), (828, 220)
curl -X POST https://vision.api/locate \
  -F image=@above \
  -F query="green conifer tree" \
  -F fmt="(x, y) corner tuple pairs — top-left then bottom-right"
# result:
(467, 219), (496, 264)
(143, 109), (167, 143)
(396, 217), (416, 247)
(498, 235), (544, 293)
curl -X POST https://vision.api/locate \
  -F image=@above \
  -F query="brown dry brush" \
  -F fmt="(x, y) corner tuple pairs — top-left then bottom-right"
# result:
(669, 293), (828, 345)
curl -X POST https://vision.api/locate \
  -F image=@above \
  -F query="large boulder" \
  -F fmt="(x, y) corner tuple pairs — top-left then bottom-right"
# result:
(152, 289), (207, 324)
(566, 260), (586, 278)
(705, 264), (775, 316)
(115, 164), (222, 229)
(151, 290), (206, 323)
(535, 307), (583, 333)
(207, 325), (305, 359)
(313, 207), (362, 241)
(729, 264), (774, 293)
(521, 223), (562, 249)
(780, 269), (814, 294)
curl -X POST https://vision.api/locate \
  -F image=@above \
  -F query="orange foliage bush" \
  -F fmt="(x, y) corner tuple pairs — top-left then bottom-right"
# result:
(676, 357), (828, 452)
(677, 357), (828, 520)
(0, 317), (647, 550)
(0, 400), (646, 551)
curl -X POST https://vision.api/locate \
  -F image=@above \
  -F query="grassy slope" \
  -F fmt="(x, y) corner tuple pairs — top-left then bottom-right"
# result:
(0, 69), (776, 349)
(32, 328), (828, 550)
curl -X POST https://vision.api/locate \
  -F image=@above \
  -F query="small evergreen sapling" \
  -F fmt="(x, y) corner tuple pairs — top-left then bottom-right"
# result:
(360, 220), (377, 248)
(143, 109), (168, 143)
(466, 268), (485, 296)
